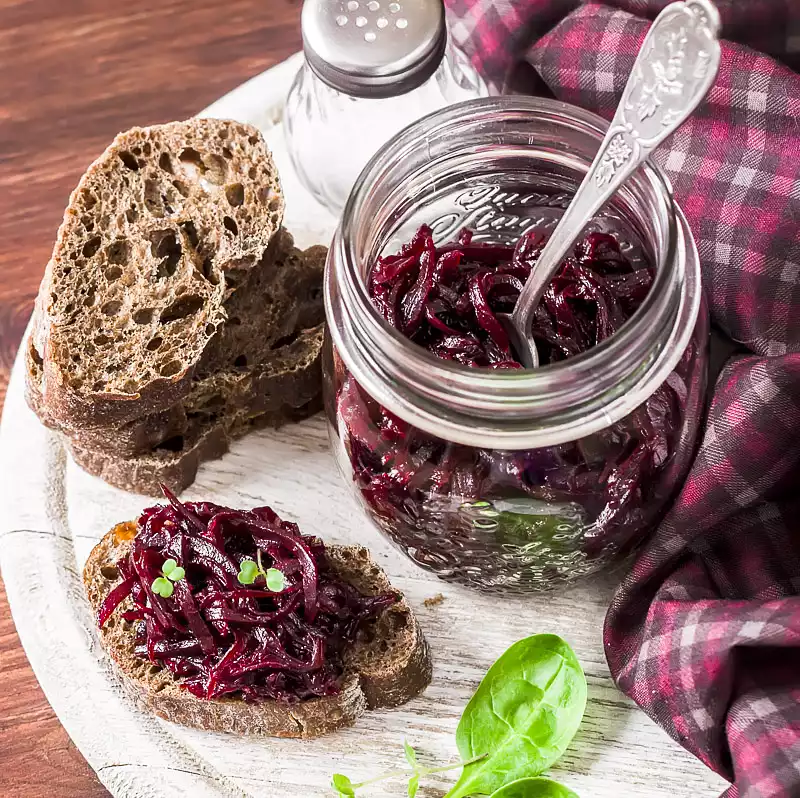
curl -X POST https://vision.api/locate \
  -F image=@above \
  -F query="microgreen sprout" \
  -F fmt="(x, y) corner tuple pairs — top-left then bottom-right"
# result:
(266, 567), (286, 592)
(162, 558), (185, 582)
(151, 577), (173, 598)
(151, 558), (185, 597)
(237, 559), (260, 585)
(237, 550), (286, 592)
(331, 773), (355, 796)
(331, 743), (486, 797)
(403, 739), (417, 768)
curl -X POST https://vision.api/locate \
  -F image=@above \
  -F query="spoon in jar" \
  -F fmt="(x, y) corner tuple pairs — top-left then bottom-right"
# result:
(499, 0), (721, 368)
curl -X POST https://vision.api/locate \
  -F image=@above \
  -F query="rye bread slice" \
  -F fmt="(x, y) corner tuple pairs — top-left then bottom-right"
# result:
(34, 118), (284, 428)
(84, 528), (432, 738)
(28, 234), (327, 457)
(66, 324), (325, 494)
(196, 230), (328, 379)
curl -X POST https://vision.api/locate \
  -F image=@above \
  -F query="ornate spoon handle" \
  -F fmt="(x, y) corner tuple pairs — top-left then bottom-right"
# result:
(509, 0), (721, 362)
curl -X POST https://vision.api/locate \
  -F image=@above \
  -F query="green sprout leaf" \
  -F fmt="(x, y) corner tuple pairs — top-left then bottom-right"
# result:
(408, 774), (420, 798)
(168, 566), (185, 581)
(266, 567), (286, 592)
(237, 559), (259, 585)
(403, 739), (417, 768)
(237, 557), (285, 592)
(331, 773), (355, 796)
(162, 558), (185, 582)
(151, 576), (174, 598)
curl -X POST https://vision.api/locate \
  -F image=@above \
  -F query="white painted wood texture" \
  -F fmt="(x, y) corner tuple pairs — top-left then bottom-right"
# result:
(0, 54), (729, 798)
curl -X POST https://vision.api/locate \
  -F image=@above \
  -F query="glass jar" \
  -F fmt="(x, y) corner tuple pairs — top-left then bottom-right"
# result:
(323, 97), (709, 593)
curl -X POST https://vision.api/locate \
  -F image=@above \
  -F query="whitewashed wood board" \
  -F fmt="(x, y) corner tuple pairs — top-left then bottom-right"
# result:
(0, 53), (728, 798)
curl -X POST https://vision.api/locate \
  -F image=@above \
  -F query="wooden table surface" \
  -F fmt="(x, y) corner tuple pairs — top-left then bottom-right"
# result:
(0, 2), (301, 795)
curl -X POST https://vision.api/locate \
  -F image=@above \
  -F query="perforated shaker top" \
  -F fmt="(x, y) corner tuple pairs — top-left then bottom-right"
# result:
(301, 0), (447, 98)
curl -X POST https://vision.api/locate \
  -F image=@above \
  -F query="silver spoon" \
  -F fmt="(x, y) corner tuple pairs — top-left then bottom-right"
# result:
(501, 0), (721, 368)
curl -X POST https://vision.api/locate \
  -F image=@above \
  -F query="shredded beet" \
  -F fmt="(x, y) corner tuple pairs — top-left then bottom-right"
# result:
(368, 225), (654, 368)
(97, 487), (397, 702)
(337, 226), (689, 567)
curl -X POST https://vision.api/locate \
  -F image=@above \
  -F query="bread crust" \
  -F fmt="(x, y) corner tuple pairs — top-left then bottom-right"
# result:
(84, 529), (432, 738)
(67, 391), (322, 495)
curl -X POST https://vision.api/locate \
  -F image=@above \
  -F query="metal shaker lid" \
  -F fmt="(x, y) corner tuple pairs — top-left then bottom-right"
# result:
(301, 0), (447, 99)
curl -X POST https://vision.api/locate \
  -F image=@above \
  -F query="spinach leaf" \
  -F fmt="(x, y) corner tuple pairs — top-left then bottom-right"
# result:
(444, 635), (586, 798)
(489, 777), (580, 798)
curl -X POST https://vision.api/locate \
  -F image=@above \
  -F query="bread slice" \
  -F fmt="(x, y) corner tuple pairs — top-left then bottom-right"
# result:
(67, 325), (325, 495)
(84, 528), (432, 738)
(33, 118), (284, 428)
(28, 233), (327, 457)
(195, 231), (328, 380)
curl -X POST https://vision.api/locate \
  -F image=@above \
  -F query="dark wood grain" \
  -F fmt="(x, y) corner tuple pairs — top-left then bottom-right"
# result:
(0, 1), (302, 794)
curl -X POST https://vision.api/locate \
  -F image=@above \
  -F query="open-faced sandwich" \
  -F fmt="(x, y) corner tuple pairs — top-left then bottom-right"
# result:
(85, 487), (431, 737)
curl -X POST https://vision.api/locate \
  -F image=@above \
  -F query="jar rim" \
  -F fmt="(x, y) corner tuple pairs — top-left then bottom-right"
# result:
(326, 96), (702, 449)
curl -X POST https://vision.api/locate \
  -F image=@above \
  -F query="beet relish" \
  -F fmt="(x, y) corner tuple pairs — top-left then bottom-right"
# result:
(97, 487), (397, 703)
(368, 225), (654, 368)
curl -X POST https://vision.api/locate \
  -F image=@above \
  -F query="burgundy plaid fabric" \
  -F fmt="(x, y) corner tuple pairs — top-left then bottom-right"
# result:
(443, 1), (800, 796)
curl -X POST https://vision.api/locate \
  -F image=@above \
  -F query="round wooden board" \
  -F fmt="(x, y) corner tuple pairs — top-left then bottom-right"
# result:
(0, 54), (728, 798)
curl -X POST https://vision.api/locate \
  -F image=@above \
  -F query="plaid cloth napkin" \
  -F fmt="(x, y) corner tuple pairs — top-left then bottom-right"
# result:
(443, 1), (800, 796)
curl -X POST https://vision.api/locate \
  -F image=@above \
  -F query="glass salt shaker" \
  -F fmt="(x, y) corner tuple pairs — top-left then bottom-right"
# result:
(284, 0), (488, 215)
